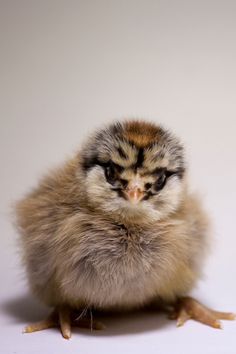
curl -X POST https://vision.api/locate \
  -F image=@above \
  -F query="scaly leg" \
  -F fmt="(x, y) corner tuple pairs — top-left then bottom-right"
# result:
(170, 297), (235, 329)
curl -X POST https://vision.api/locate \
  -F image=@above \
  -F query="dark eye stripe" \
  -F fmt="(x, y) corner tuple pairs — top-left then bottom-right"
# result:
(82, 156), (124, 173)
(166, 168), (185, 179)
(150, 167), (166, 175)
(82, 156), (104, 171)
(150, 167), (185, 178)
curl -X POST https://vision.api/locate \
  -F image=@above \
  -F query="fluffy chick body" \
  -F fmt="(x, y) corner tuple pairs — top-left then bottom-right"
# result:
(15, 121), (209, 312)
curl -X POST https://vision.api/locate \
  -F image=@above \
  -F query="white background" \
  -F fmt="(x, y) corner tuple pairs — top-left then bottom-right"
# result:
(0, 1), (236, 353)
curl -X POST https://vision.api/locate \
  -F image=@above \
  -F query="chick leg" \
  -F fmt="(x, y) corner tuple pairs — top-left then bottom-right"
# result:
(171, 297), (235, 329)
(23, 307), (104, 338)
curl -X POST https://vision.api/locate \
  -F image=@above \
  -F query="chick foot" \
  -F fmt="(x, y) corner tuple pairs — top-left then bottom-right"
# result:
(170, 297), (235, 329)
(23, 307), (105, 339)
(23, 311), (57, 332)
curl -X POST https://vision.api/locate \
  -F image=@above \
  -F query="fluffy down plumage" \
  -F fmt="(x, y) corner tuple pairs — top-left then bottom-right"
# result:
(16, 120), (209, 312)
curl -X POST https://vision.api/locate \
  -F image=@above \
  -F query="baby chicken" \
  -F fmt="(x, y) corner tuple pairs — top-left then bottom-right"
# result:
(15, 120), (235, 339)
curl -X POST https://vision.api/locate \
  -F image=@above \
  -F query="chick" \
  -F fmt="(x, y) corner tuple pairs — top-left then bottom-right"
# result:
(15, 120), (235, 339)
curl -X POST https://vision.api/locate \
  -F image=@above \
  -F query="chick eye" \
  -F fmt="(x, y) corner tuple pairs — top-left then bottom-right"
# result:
(145, 183), (152, 191)
(105, 162), (116, 185)
(153, 172), (167, 192)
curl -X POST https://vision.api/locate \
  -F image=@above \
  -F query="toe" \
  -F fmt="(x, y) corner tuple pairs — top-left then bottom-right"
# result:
(176, 308), (190, 327)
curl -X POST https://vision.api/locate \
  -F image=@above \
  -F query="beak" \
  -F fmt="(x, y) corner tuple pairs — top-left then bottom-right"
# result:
(124, 187), (144, 203)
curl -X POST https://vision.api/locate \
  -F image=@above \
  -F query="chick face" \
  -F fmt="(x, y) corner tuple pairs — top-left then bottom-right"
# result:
(80, 120), (186, 222)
